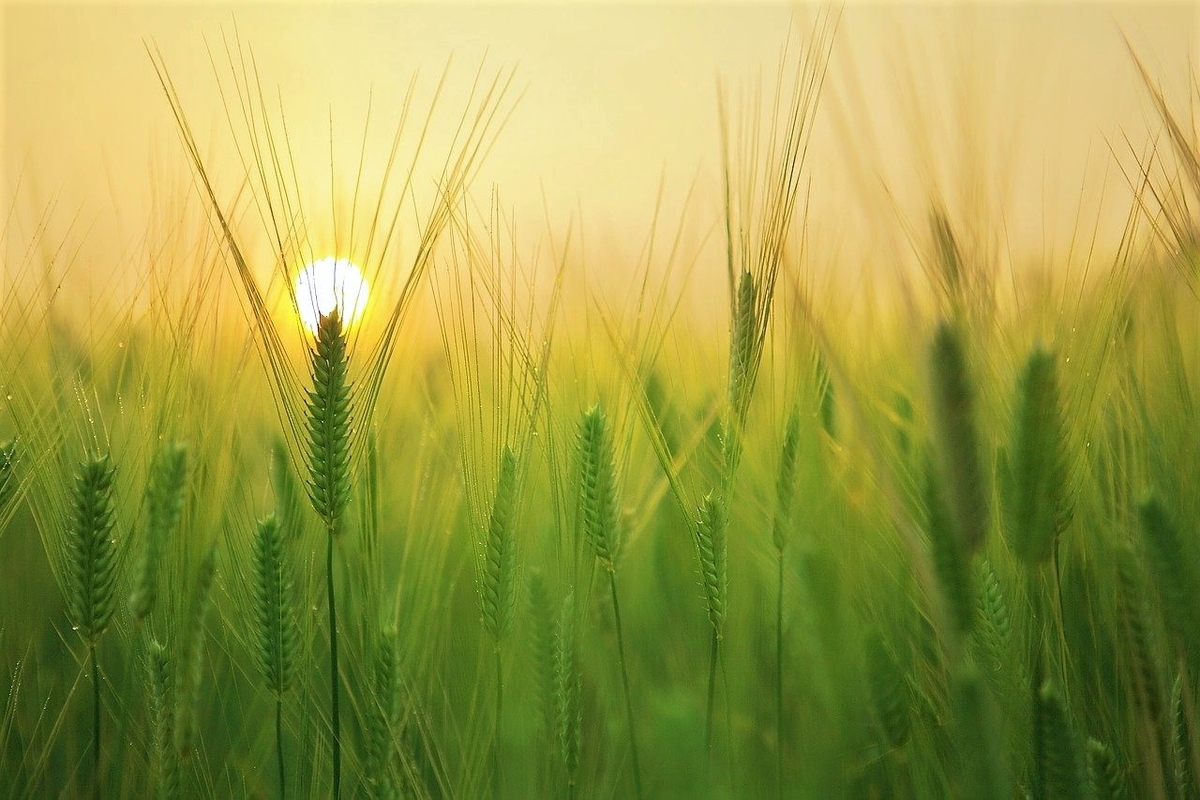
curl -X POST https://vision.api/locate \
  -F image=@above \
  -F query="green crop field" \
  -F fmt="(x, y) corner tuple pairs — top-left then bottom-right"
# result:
(2, 10), (1200, 799)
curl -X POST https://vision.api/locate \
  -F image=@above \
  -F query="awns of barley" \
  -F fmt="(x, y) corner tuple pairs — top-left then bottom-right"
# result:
(251, 514), (297, 698)
(1001, 348), (1071, 564)
(306, 309), (353, 535)
(66, 454), (119, 644)
(696, 490), (729, 639)
(147, 639), (179, 800)
(130, 442), (188, 623)
(1036, 681), (1088, 800)
(577, 405), (620, 571)
(928, 321), (989, 557)
(482, 445), (519, 643)
(555, 593), (582, 786)
(1136, 496), (1200, 659)
(1086, 738), (1127, 800)
(772, 406), (801, 552)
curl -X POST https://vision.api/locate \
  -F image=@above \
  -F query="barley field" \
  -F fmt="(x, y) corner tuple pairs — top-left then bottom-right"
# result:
(2, 6), (1200, 799)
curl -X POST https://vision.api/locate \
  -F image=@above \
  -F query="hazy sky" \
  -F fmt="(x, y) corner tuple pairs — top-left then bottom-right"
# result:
(2, 3), (1197, 302)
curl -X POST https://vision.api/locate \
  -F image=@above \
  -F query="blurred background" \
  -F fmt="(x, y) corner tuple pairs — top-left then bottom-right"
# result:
(2, 2), (1196, 309)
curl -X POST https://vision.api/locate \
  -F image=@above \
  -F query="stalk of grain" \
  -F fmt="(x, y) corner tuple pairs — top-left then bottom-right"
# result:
(65, 453), (118, 800)
(1136, 496), (1200, 663)
(1036, 681), (1088, 800)
(147, 638), (179, 800)
(772, 406), (801, 798)
(528, 572), (558, 747)
(951, 661), (1009, 799)
(576, 404), (642, 798)
(304, 309), (354, 798)
(695, 489), (728, 754)
(481, 444), (518, 795)
(366, 627), (399, 799)
(972, 558), (1011, 680)
(1001, 348), (1071, 565)
(1085, 738), (1127, 800)
(251, 514), (298, 799)
(555, 592), (582, 795)
(924, 454), (975, 636)
(865, 629), (911, 751)
(1172, 676), (1198, 797)
(130, 442), (188, 624)
(175, 543), (216, 763)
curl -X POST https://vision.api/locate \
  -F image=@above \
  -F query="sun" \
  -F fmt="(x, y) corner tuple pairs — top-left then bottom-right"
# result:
(295, 257), (370, 334)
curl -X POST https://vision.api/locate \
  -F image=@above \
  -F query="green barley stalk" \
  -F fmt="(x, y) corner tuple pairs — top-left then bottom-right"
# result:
(924, 453), (975, 636)
(147, 638), (179, 800)
(175, 543), (216, 763)
(576, 404), (642, 798)
(481, 444), (518, 794)
(251, 514), (298, 799)
(366, 627), (400, 799)
(951, 661), (1009, 800)
(305, 309), (353, 798)
(695, 489), (728, 752)
(1137, 496), (1200, 664)
(130, 442), (188, 624)
(866, 630), (911, 751)
(1086, 738), (1126, 800)
(1172, 675), (1198, 798)
(1001, 348), (1071, 565)
(1036, 681), (1088, 800)
(555, 592), (582, 795)
(772, 406), (801, 797)
(64, 453), (118, 798)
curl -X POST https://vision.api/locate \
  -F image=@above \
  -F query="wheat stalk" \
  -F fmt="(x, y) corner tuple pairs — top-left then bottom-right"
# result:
(130, 442), (188, 624)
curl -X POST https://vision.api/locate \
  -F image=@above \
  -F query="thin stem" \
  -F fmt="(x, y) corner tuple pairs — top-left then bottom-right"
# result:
(775, 551), (784, 799)
(91, 642), (101, 800)
(276, 695), (286, 799)
(494, 647), (503, 798)
(705, 631), (718, 759)
(327, 529), (341, 799)
(608, 573), (643, 799)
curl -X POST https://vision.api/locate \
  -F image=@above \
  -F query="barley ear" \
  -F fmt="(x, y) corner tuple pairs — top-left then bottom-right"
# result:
(147, 638), (179, 800)
(972, 558), (1010, 680)
(1002, 348), (1071, 564)
(1036, 681), (1088, 800)
(1086, 738), (1126, 800)
(528, 572), (558, 739)
(1172, 676), (1197, 797)
(925, 453), (975, 636)
(928, 321), (989, 556)
(251, 514), (297, 698)
(555, 592), (582, 786)
(306, 309), (353, 536)
(728, 269), (757, 422)
(130, 442), (188, 623)
(1136, 496), (1200, 658)
(1114, 542), (1163, 722)
(175, 543), (217, 759)
(696, 490), (729, 640)
(577, 405), (620, 572)
(772, 406), (801, 553)
(866, 629), (911, 750)
(481, 445), (519, 643)
(366, 627), (400, 796)
(66, 454), (119, 644)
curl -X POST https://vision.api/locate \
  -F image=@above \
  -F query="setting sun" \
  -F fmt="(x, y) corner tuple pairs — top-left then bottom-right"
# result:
(295, 257), (369, 334)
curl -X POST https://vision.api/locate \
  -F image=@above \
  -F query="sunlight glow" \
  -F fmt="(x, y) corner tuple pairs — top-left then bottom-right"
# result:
(295, 257), (370, 334)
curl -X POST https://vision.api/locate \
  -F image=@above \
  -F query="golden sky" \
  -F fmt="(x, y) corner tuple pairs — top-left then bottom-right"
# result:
(2, 2), (1197, 305)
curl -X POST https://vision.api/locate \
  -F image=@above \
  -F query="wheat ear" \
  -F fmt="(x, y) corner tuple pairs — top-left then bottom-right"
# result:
(130, 442), (187, 624)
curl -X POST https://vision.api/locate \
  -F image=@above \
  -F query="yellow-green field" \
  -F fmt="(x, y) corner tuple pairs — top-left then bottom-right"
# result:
(3, 8), (1200, 799)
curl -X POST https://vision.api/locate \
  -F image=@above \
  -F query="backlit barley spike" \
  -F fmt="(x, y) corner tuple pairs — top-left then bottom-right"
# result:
(66, 454), (119, 644)
(1137, 496), (1200, 657)
(577, 405), (619, 571)
(1003, 348), (1072, 564)
(925, 454), (975, 635)
(131, 442), (188, 623)
(1114, 542), (1163, 721)
(555, 592), (581, 786)
(1037, 681), (1088, 800)
(176, 543), (216, 760)
(251, 514), (297, 698)
(306, 309), (353, 534)
(1086, 738), (1127, 800)
(929, 321), (989, 556)
(696, 490), (728, 639)
(772, 406), (801, 552)
(729, 270), (757, 419)
(528, 573), (557, 737)
(481, 445), (519, 643)
(973, 558), (1010, 676)
(147, 638), (178, 800)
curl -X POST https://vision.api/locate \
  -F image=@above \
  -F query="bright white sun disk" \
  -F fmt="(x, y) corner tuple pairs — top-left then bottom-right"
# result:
(295, 257), (369, 334)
